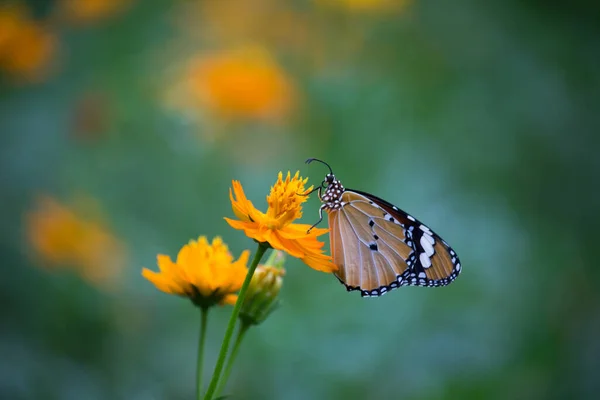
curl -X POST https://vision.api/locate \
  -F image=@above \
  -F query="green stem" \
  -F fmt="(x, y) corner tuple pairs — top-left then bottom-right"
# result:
(196, 307), (209, 400)
(214, 323), (250, 397)
(203, 243), (268, 400)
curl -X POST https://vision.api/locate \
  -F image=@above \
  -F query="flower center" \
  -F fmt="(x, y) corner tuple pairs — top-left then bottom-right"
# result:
(264, 172), (308, 229)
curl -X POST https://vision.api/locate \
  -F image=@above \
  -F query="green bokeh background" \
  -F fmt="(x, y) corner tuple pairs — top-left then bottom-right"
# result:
(2, 1), (599, 399)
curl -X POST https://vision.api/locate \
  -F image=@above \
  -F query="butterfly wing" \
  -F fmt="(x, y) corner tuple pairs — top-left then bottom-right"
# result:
(328, 190), (461, 297)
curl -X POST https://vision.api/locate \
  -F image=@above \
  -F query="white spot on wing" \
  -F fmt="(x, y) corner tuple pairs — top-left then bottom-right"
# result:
(419, 224), (432, 235)
(420, 252), (432, 268)
(424, 233), (435, 245)
(420, 235), (435, 257)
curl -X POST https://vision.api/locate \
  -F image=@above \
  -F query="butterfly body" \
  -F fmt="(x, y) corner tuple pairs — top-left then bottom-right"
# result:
(308, 159), (461, 297)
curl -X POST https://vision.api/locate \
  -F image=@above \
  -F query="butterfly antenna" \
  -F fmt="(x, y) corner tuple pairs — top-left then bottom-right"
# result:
(305, 158), (334, 175)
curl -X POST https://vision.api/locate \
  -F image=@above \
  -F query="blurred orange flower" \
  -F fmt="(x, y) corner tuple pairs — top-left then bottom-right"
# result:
(225, 172), (336, 273)
(142, 236), (250, 308)
(0, 3), (57, 82)
(317, 0), (412, 12)
(178, 1), (312, 54)
(26, 195), (126, 289)
(183, 46), (296, 122)
(59, 0), (133, 24)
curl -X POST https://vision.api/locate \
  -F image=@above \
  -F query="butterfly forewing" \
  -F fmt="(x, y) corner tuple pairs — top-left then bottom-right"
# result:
(332, 207), (396, 295)
(329, 190), (461, 297)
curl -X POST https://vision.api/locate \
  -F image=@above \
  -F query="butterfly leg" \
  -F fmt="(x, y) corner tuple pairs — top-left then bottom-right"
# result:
(307, 203), (326, 233)
(298, 185), (322, 197)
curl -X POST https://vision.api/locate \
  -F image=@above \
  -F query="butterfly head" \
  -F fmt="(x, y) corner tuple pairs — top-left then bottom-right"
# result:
(305, 158), (345, 211)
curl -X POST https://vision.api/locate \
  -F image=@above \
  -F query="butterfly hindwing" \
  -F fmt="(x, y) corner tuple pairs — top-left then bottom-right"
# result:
(329, 190), (461, 296)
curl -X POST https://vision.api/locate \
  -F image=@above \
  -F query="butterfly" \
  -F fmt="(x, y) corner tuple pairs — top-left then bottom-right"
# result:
(305, 158), (461, 297)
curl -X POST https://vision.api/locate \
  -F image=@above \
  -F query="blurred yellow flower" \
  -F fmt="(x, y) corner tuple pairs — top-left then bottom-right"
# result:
(142, 236), (250, 308)
(225, 172), (336, 273)
(26, 195), (126, 289)
(317, 0), (412, 12)
(0, 3), (56, 81)
(179, 1), (311, 53)
(184, 46), (295, 122)
(0, 4), (22, 49)
(59, 0), (133, 24)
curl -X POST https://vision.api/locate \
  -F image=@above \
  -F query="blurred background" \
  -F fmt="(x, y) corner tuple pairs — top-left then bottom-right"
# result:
(1, 0), (599, 399)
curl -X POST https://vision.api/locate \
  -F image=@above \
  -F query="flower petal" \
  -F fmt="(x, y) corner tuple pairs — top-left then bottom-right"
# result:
(265, 232), (304, 258)
(142, 268), (188, 295)
(143, 236), (250, 308)
(156, 254), (176, 272)
(224, 217), (253, 231)
(278, 224), (329, 240)
(301, 252), (337, 273)
(221, 294), (238, 306)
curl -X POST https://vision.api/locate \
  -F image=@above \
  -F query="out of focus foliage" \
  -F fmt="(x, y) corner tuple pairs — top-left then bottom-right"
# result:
(1, 0), (599, 399)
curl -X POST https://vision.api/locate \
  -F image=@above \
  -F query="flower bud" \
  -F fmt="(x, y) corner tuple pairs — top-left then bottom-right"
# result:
(239, 251), (285, 326)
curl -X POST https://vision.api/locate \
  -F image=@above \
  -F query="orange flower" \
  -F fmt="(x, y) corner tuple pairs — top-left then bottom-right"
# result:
(316, 0), (412, 13)
(0, 4), (23, 50)
(184, 46), (295, 121)
(142, 236), (250, 308)
(0, 4), (56, 81)
(25, 195), (125, 289)
(225, 171), (336, 273)
(59, 0), (133, 24)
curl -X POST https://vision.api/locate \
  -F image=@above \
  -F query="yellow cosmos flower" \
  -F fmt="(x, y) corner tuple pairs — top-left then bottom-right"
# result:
(25, 195), (125, 289)
(0, 4), (56, 82)
(142, 236), (250, 308)
(225, 171), (336, 273)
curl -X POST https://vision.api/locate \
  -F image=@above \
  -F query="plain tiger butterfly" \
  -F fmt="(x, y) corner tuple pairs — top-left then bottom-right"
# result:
(305, 158), (461, 297)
